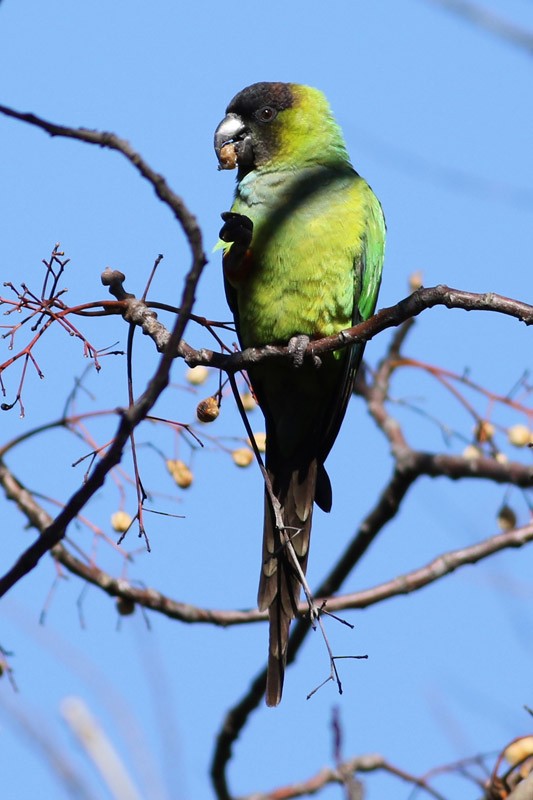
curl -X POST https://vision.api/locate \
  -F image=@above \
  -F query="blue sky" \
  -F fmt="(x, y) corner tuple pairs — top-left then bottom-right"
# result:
(0, 2), (532, 798)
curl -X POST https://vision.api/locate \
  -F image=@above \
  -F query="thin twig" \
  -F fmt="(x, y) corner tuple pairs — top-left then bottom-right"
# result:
(0, 111), (207, 596)
(423, 0), (533, 55)
(234, 752), (448, 800)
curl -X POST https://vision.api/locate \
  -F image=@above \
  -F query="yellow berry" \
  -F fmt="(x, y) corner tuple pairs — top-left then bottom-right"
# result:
(111, 511), (133, 533)
(462, 445), (481, 460)
(408, 271), (423, 292)
(505, 736), (533, 766)
(507, 424), (532, 448)
(240, 392), (257, 411)
(166, 459), (194, 488)
(232, 447), (254, 467)
(247, 432), (266, 452)
(186, 365), (209, 386)
(196, 396), (220, 423)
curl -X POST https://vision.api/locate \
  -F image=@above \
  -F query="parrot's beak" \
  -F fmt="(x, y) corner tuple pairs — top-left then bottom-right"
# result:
(214, 113), (254, 170)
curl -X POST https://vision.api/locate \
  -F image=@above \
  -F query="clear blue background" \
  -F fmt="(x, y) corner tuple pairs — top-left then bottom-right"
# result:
(0, 1), (532, 798)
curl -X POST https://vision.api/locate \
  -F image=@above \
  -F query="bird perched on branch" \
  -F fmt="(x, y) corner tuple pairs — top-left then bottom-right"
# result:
(214, 82), (385, 706)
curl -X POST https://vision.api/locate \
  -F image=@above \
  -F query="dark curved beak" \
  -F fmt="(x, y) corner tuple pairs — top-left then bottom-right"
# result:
(214, 113), (254, 170)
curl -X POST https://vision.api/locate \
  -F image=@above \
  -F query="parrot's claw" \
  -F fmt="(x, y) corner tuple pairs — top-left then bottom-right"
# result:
(287, 334), (310, 368)
(219, 211), (253, 248)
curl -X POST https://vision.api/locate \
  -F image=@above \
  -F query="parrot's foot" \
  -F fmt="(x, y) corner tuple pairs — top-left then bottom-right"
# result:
(287, 334), (310, 368)
(219, 211), (253, 248)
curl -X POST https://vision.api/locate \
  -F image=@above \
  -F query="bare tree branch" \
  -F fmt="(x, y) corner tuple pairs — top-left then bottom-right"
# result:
(2, 100), (532, 800)
(95, 271), (533, 371)
(209, 312), (532, 800)
(0, 113), (207, 597)
(2, 456), (531, 626)
(423, 0), (533, 55)
(328, 520), (533, 612)
(199, 285), (533, 372)
(234, 752), (448, 800)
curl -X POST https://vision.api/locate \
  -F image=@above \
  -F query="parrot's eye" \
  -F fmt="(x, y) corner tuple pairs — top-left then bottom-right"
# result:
(255, 106), (277, 123)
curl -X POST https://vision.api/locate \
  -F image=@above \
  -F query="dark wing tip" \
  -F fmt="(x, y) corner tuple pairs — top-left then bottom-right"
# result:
(315, 463), (332, 512)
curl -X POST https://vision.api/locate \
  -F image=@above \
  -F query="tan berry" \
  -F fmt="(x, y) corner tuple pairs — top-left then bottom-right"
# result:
(186, 365), (209, 386)
(462, 445), (481, 460)
(218, 142), (238, 170)
(232, 447), (254, 467)
(408, 271), (423, 292)
(474, 420), (495, 443)
(505, 736), (533, 766)
(240, 392), (257, 411)
(111, 511), (133, 533)
(247, 432), (266, 452)
(166, 459), (194, 488)
(196, 396), (220, 423)
(507, 424), (532, 448)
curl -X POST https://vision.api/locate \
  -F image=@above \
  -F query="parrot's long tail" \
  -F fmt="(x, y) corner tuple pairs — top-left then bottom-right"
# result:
(258, 460), (318, 707)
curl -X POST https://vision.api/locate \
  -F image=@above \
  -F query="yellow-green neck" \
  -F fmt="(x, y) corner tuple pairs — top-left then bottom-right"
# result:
(266, 84), (351, 170)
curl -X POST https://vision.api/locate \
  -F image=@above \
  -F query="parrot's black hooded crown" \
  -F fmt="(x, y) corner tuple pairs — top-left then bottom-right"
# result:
(225, 82), (294, 117)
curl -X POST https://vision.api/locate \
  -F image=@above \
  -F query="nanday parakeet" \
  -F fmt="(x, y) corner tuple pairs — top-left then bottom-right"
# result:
(214, 82), (385, 706)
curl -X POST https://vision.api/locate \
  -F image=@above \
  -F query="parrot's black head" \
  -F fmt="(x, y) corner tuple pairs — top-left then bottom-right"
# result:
(214, 82), (349, 176)
(226, 82), (294, 119)
(214, 82), (296, 175)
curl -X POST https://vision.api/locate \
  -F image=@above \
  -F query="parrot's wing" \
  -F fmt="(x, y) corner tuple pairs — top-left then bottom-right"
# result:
(316, 193), (386, 483)
(223, 274), (237, 320)
(358, 194), (386, 322)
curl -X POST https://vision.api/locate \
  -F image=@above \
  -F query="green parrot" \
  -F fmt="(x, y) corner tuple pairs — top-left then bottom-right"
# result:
(214, 82), (385, 706)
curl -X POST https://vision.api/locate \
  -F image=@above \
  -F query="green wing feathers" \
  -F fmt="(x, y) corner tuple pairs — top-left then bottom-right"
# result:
(358, 190), (386, 321)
